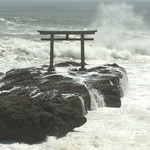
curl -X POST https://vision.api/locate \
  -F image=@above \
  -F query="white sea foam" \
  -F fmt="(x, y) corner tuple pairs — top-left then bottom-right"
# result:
(92, 3), (150, 59)
(10, 17), (37, 23)
(0, 86), (20, 94)
(79, 96), (86, 115)
(0, 18), (5, 22)
(88, 88), (105, 110)
(1, 2), (150, 62)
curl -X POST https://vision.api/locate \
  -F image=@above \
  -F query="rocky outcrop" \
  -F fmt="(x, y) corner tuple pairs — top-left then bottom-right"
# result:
(85, 63), (127, 107)
(67, 63), (127, 108)
(0, 62), (127, 144)
(0, 67), (89, 144)
(55, 61), (81, 67)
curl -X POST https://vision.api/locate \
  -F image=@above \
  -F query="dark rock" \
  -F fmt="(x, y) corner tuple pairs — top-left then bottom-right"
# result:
(0, 72), (3, 76)
(55, 61), (81, 67)
(55, 61), (87, 67)
(0, 62), (127, 144)
(0, 67), (89, 144)
(67, 63), (127, 108)
(85, 63), (127, 107)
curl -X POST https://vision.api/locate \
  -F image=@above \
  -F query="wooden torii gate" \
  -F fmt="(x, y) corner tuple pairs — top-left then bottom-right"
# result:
(38, 30), (97, 71)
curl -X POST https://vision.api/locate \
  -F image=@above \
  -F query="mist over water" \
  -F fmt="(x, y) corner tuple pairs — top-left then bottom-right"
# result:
(0, 1), (150, 150)
(93, 3), (150, 59)
(0, 1), (150, 61)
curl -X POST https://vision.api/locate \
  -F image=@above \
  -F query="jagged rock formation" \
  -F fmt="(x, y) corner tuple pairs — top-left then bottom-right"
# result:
(0, 61), (127, 144)
(85, 63), (127, 107)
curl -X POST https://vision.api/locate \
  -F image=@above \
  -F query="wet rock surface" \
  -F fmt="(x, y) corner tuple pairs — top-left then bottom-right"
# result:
(0, 62), (127, 144)
(0, 72), (3, 76)
(85, 63), (127, 107)
(55, 61), (81, 67)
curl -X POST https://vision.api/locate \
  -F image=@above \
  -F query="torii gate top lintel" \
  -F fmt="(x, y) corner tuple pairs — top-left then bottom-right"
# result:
(38, 30), (97, 72)
(38, 30), (97, 35)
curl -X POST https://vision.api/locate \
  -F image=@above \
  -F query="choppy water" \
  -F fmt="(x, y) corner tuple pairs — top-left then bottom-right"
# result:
(0, 0), (150, 150)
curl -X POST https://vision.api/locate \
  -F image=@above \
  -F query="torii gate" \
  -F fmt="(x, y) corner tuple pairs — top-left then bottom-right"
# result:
(38, 30), (97, 71)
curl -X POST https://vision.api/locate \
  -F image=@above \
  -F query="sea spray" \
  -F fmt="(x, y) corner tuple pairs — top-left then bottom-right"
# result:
(0, 18), (5, 22)
(119, 67), (128, 97)
(87, 88), (105, 110)
(93, 3), (150, 59)
(1, 3), (150, 62)
(79, 96), (86, 115)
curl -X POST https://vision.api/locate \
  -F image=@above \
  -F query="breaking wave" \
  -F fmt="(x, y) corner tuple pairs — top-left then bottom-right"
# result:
(0, 3), (150, 63)
(0, 18), (5, 22)
(93, 3), (150, 59)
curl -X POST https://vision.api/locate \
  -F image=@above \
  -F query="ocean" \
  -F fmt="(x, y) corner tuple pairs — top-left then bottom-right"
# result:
(0, 0), (150, 149)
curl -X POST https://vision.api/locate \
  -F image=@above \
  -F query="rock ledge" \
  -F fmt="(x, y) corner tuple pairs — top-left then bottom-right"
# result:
(0, 62), (127, 144)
